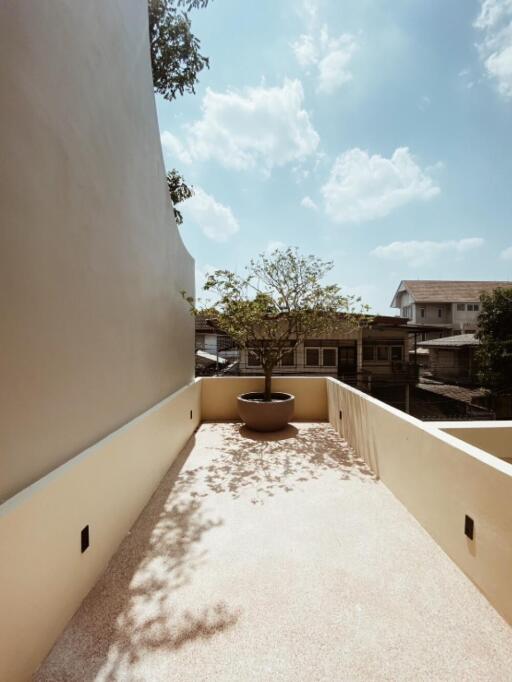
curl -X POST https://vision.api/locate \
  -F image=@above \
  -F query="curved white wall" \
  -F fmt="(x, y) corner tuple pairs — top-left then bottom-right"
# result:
(0, 0), (194, 501)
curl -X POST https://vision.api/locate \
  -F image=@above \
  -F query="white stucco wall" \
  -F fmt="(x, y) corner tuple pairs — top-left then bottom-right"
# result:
(0, 0), (194, 501)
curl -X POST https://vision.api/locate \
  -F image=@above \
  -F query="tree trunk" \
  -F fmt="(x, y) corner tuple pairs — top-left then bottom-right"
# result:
(264, 369), (272, 401)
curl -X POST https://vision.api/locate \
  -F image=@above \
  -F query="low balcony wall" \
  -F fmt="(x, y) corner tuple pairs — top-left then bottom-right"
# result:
(201, 376), (327, 421)
(326, 377), (512, 625)
(2, 375), (511, 680)
(430, 421), (512, 463)
(0, 379), (201, 682)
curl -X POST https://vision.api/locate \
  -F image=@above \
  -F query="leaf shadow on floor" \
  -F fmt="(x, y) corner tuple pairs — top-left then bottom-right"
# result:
(35, 439), (241, 682)
(35, 422), (374, 681)
(193, 421), (376, 505)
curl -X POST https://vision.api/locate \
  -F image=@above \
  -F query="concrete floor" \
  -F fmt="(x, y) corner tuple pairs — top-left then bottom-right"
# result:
(36, 422), (512, 681)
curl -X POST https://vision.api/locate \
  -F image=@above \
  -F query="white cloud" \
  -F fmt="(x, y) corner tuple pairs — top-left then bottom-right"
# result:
(500, 245), (512, 260)
(296, 0), (319, 22)
(292, 34), (318, 67)
(300, 195), (318, 210)
(161, 80), (319, 173)
(317, 29), (358, 94)
(292, 26), (358, 94)
(266, 240), (287, 253)
(321, 147), (440, 223)
(160, 131), (192, 165)
(181, 187), (239, 242)
(371, 238), (484, 267)
(474, 0), (512, 98)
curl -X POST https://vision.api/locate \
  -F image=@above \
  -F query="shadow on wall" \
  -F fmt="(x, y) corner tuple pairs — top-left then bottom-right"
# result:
(35, 439), (241, 682)
(335, 385), (381, 480)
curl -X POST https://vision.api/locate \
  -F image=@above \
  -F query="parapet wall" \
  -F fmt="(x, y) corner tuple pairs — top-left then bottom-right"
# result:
(326, 377), (512, 626)
(0, 379), (201, 682)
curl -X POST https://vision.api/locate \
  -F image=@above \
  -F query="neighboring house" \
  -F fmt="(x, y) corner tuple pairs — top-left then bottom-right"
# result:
(418, 333), (480, 384)
(197, 314), (426, 411)
(390, 280), (511, 340)
(239, 315), (416, 410)
(195, 317), (239, 375)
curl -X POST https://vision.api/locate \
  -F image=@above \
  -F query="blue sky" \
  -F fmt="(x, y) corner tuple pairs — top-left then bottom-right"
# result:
(156, 0), (512, 314)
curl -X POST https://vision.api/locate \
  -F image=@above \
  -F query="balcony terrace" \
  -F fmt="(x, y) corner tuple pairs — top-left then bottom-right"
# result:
(3, 377), (512, 681)
(33, 418), (512, 681)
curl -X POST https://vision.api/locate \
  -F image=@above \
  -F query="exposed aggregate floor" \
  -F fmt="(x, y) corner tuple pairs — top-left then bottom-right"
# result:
(36, 422), (512, 681)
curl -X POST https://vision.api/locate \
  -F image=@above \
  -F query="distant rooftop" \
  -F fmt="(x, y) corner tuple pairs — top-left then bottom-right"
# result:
(419, 333), (479, 348)
(392, 280), (511, 306)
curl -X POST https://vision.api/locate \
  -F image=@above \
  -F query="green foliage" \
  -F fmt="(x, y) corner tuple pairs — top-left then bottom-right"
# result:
(166, 169), (193, 225)
(148, 0), (210, 102)
(184, 248), (371, 399)
(476, 287), (512, 392)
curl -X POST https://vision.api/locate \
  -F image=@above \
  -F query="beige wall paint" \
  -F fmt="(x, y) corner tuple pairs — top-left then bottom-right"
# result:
(0, 379), (201, 682)
(326, 377), (512, 625)
(201, 376), (328, 421)
(433, 422), (512, 462)
(0, 0), (194, 501)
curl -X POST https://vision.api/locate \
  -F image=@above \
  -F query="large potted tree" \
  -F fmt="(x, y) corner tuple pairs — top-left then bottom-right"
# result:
(186, 248), (368, 431)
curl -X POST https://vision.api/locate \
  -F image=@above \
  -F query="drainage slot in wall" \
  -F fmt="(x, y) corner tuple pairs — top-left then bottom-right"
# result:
(81, 525), (90, 553)
(464, 515), (474, 540)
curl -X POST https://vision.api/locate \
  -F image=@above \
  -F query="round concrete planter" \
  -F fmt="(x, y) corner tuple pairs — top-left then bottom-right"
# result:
(237, 392), (295, 432)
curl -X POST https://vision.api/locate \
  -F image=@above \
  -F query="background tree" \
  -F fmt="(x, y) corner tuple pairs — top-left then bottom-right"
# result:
(166, 169), (193, 225)
(476, 287), (512, 392)
(148, 0), (210, 102)
(185, 248), (371, 401)
(148, 1), (209, 221)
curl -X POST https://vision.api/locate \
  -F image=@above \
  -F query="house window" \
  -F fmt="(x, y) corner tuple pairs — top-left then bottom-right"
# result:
(420, 307), (425, 318)
(467, 303), (479, 312)
(280, 348), (295, 366)
(457, 303), (465, 311)
(437, 308), (442, 318)
(322, 348), (337, 367)
(247, 349), (260, 367)
(376, 346), (389, 361)
(305, 347), (320, 367)
(363, 345), (374, 361)
(391, 346), (403, 361)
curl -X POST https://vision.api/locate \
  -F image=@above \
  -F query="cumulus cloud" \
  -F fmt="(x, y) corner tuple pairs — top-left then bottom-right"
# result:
(321, 147), (440, 223)
(300, 196), (318, 210)
(293, 34), (318, 67)
(371, 238), (484, 267)
(292, 26), (358, 94)
(161, 80), (319, 173)
(500, 245), (512, 260)
(160, 131), (192, 165)
(474, 0), (512, 98)
(181, 187), (239, 242)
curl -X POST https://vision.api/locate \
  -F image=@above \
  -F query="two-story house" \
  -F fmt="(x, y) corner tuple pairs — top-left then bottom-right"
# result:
(391, 280), (511, 340)
(238, 315), (416, 411)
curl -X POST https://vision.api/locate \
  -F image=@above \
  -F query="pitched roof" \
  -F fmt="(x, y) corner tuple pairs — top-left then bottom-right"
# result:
(391, 280), (511, 306)
(418, 333), (479, 348)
